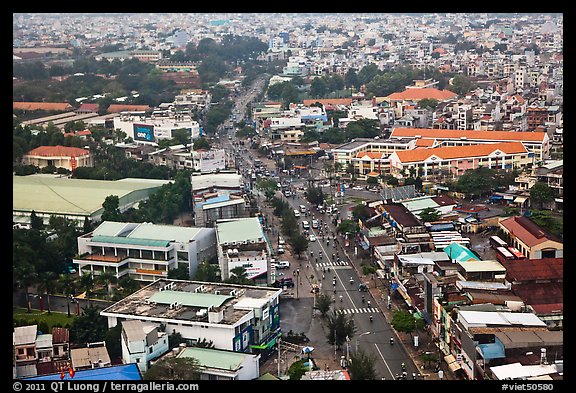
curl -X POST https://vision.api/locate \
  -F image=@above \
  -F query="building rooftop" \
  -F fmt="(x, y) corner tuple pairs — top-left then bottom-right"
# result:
(13, 325), (37, 346)
(390, 127), (549, 142)
(13, 175), (169, 217)
(91, 221), (206, 244)
(100, 279), (281, 326)
(457, 259), (506, 273)
(24, 363), (142, 380)
(216, 217), (264, 245)
(177, 347), (257, 371)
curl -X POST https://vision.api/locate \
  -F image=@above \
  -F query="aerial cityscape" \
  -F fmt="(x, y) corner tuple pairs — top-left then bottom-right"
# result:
(13, 13), (563, 382)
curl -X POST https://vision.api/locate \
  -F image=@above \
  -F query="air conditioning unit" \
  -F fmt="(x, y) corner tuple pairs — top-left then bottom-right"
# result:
(243, 240), (249, 244)
(215, 290), (220, 295)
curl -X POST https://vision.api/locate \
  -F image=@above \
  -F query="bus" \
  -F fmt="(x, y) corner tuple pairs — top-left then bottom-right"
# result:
(489, 235), (508, 249)
(495, 246), (515, 264)
(507, 247), (526, 260)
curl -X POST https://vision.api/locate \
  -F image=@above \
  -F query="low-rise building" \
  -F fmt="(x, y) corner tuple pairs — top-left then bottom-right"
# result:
(175, 346), (260, 380)
(498, 216), (563, 259)
(74, 221), (216, 282)
(21, 145), (94, 172)
(100, 279), (282, 356)
(121, 320), (169, 374)
(70, 342), (111, 371)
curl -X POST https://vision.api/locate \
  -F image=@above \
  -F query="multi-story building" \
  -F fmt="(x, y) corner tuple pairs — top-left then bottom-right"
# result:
(21, 146), (94, 172)
(74, 221), (216, 282)
(388, 142), (532, 180)
(100, 279), (282, 356)
(121, 320), (169, 374)
(113, 113), (201, 145)
(215, 217), (273, 285)
(389, 127), (550, 161)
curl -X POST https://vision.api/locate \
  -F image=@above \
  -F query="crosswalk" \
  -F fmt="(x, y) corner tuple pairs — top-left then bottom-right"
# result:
(315, 261), (349, 268)
(336, 307), (379, 314)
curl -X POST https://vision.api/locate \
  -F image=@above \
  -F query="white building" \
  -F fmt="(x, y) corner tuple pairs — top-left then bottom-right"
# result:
(113, 113), (201, 145)
(74, 221), (216, 282)
(121, 320), (169, 374)
(100, 279), (282, 355)
(175, 346), (260, 380)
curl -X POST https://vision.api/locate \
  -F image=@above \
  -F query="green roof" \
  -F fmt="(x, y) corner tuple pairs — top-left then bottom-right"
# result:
(177, 347), (250, 370)
(92, 235), (170, 247)
(149, 290), (232, 308)
(217, 218), (264, 244)
(443, 243), (480, 262)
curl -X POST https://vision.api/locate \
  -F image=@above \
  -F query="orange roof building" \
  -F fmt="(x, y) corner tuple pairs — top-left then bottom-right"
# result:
(385, 88), (457, 102)
(389, 127), (550, 160)
(22, 145), (94, 171)
(498, 216), (563, 260)
(107, 104), (151, 113)
(13, 102), (73, 112)
(388, 142), (531, 179)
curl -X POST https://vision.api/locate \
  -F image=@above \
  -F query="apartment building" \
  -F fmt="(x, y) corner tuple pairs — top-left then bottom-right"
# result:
(121, 320), (169, 374)
(74, 221), (216, 282)
(100, 279), (282, 355)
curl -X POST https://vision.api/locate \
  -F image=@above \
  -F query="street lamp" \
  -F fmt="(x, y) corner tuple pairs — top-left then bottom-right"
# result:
(356, 331), (372, 353)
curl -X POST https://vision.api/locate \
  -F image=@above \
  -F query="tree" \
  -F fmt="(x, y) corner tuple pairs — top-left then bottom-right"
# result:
(450, 74), (474, 96)
(290, 233), (309, 259)
(352, 203), (370, 222)
(325, 310), (357, 349)
(193, 260), (220, 282)
(37, 271), (57, 313)
(366, 176), (378, 186)
(96, 271), (118, 299)
(315, 292), (333, 317)
(117, 276), (140, 297)
(70, 305), (108, 344)
(529, 182), (556, 210)
(226, 266), (252, 285)
(337, 219), (358, 235)
(306, 186), (324, 206)
(418, 207), (441, 222)
(168, 264), (190, 280)
(79, 272), (94, 306)
(168, 332), (185, 349)
(286, 359), (309, 380)
(418, 98), (439, 110)
(105, 323), (123, 361)
(101, 195), (121, 222)
(348, 349), (377, 380)
(192, 137), (211, 151)
(30, 210), (44, 230)
(144, 357), (201, 380)
(14, 264), (38, 313)
(58, 273), (77, 317)
(391, 310), (424, 338)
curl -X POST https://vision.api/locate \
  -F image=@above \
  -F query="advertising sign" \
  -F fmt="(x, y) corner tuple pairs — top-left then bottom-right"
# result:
(133, 123), (154, 142)
(229, 258), (268, 280)
(200, 149), (226, 172)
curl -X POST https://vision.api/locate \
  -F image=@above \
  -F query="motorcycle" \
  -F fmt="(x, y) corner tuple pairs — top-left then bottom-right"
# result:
(369, 315), (373, 322)
(390, 337), (394, 345)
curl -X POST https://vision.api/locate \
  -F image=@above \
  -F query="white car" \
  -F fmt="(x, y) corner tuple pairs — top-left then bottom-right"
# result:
(309, 234), (317, 242)
(352, 186), (363, 190)
(277, 245), (285, 254)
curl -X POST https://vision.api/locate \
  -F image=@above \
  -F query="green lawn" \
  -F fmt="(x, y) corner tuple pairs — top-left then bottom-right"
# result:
(13, 307), (76, 331)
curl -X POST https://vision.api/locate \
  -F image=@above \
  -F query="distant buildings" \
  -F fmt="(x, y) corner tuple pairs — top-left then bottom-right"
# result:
(22, 145), (94, 172)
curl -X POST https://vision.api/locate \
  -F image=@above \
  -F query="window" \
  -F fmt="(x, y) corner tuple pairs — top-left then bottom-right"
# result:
(149, 347), (153, 354)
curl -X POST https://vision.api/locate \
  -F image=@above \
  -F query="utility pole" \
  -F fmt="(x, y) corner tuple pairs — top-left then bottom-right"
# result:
(277, 338), (281, 378)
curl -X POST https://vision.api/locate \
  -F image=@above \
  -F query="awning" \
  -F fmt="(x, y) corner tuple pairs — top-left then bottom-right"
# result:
(514, 196), (528, 203)
(444, 354), (462, 371)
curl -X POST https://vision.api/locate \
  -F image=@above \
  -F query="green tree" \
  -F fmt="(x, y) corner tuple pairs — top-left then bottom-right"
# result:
(144, 357), (201, 380)
(30, 210), (44, 230)
(450, 74), (473, 96)
(226, 266), (252, 285)
(101, 195), (121, 222)
(290, 233), (309, 259)
(310, 77), (328, 98)
(37, 271), (57, 313)
(306, 186), (324, 206)
(418, 98), (439, 110)
(352, 203), (370, 222)
(418, 207), (441, 222)
(70, 305), (108, 344)
(105, 323), (123, 360)
(117, 276), (140, 297)
(172, 128), (192, 147)
(315, 291), (333, 317)
(79, 272), (94, 307)
(391, 310), (424, 338)
(193, 260), (220, 282)
(529, 182), (556, 210)
(96, 271), (118, 299)
(192, 137), (211, 151)
(168, 265), (190, 280)
(286, 359), (308, 380)
(337, 219), (358, 235)
(325, 310), (357, 349)
(14, 264), (38, 313)
(366, 176), (378, 186)
(168, 332), (185, 349)
(348, 349), (377, 380)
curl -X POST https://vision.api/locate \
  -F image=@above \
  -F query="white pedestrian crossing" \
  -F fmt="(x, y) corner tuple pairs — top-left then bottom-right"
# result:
(315, 261), (349, 268)
(337, 307), (378, 314)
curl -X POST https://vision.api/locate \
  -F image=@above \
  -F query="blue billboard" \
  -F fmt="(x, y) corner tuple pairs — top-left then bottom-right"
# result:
(133, 124), (154, 142)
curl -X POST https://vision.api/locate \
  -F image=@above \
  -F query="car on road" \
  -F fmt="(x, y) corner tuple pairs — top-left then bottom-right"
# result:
(352, 186), (364, 190)
(277, 245), (285, 254)
(278, 237), (286, 245)
(312, 219), (319, 228)
(273, 277), (294, 288)
(302, 221), (310, 230)
(273, 260), (290, 269)
(309, 234), (317, 242)
(293, 209), (301, 217)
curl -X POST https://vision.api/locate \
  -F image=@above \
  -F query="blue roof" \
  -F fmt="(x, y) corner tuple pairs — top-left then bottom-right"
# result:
(24, 363), (142, 380)
(196, 194), (230, 209)
(443, 243), (480, 262)
(478, 340), (506, 360)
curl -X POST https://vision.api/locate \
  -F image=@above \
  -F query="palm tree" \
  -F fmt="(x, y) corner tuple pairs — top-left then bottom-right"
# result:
(58, 274), (77, 317)
(79, 272), (94, 306)
(96, 270), (118, 299)
(118, 276), (140, 296)
(14, 264), (38, 313)
(37, 271), (57, 314)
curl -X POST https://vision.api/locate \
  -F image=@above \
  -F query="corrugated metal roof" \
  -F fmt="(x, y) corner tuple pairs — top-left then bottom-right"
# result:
(149, 290), (232, 308)
(217, 217), (264, 245)
(14, 325), (37, 345)
(177, 347), (252, 371)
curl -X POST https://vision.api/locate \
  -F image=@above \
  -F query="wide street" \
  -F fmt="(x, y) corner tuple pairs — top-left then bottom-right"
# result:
(221, 84), (417, 378)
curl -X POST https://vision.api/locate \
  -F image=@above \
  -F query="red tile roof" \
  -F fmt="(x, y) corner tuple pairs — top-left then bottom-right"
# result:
(386, 88), (457, 101)
(502, 258), (563, 282)
(78, 103), (99, 112)
(356, 152), (384, 159)
(13, 102), (73, 111)
(390, 127), (548, 142)
(499, 216), (563, 247)
(393, 141), (527, 163)
(51, 327), (70, 344)
(26, 145), (91, 157)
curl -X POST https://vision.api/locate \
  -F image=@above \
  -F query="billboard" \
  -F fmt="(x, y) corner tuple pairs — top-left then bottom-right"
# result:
(200, 149), (226, 172)
(228, 258), (268, 280)
(133, 123), (154, 142)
